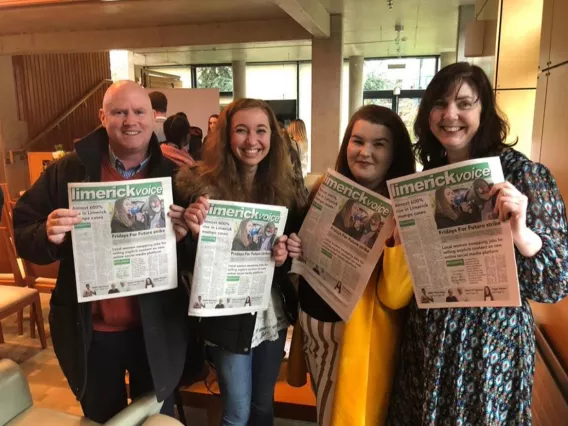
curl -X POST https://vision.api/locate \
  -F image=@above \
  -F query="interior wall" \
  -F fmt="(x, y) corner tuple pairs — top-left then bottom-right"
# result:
(529, 0), (568, 363)
(12, 52), (111, 153)
(0, 56), (30, 197)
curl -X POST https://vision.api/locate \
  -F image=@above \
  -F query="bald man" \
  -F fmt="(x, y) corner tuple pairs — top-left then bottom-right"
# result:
(13, 81), (190, 422)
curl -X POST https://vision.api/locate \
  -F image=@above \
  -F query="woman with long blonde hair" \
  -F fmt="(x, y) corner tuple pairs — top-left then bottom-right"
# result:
(177, 98), (307, 426)
(287, 119), (309, 176)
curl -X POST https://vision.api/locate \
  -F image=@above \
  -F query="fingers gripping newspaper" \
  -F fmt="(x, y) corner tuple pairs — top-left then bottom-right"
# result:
(189, 200), (288, 317)
(69, 178), (178, 302)
(291, 170), (394, 321)
(387, 158), (521, 309)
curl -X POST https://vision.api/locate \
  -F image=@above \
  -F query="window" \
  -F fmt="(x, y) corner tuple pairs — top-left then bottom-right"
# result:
(363, 57), (439, 140)
(196, 66), (233, 91)
(246, 63), (297, 100)
(364, 57), (437, 91)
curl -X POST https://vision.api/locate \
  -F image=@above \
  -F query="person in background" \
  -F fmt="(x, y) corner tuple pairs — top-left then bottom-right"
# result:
(13, 81), (191, 423)
(287, 104), (416, 426)
(161, 113), (195, 167)
(387, 62), (568, 426)
(149, 91), (168, 143)
(177, 98), (307, 426)
(287, 119), (309, 177)
(203, 114), (219, 145)
(279, 125), (304, 189)
(189, 126), (204, 161)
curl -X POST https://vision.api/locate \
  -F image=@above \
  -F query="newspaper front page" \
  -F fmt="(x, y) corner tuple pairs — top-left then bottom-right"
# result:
(291, 170), (394, 321)
(68, 178), (178, 303)
(387, 157), (521, 309)
(189, 200), (289, 317)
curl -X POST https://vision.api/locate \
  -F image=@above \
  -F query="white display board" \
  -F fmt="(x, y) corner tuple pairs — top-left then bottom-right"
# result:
(146, 88), (220, 134)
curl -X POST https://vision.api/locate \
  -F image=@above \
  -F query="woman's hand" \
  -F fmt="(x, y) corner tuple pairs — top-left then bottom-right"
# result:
(168, 204), (189, 242)
(490, 182), (542, 257)
(272, 235), (288, 267)
(393, 223), (401, 246)
(183, 196), (210, 240)
(286, 233), (303, 259)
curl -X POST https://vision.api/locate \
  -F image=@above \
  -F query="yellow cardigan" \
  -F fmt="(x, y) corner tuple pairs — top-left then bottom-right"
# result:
(330, 244), (413, 426)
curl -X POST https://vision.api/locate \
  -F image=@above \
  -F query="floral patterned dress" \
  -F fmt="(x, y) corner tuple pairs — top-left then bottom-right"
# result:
(387, 149), (568, 426)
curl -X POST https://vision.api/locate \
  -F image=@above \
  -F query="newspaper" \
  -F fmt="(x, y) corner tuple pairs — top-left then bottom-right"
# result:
(68, 178), (178, 303)
(291, 170), (394, 321)
(387, 157), (521, 309)
(189, 200), (289, 317)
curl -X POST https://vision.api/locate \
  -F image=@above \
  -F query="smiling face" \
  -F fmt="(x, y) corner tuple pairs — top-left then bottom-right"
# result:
(99, 81), (155, 158)
(429, 82), (481, 162)
(229, 108), (271, 172)
(346, 120), (394, 191)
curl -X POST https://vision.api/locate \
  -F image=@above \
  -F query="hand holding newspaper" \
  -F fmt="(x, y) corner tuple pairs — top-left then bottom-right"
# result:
(291, 170), (394, 321)
(68, 177), (178, 303)
(387, 157), (521, 309)
(189, 200), (288, 317)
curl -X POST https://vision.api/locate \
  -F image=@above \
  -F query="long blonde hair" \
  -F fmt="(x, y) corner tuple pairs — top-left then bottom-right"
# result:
(177, 99), (306, 210)
(287, 119), (308, 154)
(113, 197), (134, 227)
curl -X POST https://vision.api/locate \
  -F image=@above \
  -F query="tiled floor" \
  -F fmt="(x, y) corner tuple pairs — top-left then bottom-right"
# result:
(0, 293), (314, 425)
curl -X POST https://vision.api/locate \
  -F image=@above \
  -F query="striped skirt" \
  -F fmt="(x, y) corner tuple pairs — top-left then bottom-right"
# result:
(299, 309), (345, 426)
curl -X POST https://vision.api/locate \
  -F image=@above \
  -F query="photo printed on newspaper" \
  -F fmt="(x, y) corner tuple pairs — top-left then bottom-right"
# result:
(69, 177), (178, 302)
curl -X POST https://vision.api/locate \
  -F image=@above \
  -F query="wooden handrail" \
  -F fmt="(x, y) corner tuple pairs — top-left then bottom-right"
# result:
(12, 78), (112, 156)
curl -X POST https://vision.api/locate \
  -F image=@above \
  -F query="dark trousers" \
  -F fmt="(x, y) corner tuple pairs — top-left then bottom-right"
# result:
(80, 328), (174, 423)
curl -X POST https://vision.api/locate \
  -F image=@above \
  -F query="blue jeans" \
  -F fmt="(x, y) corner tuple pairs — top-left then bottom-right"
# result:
(208, 329), (287, 426)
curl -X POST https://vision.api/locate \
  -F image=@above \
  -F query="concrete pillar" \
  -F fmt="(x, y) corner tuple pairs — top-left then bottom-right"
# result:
(311, 14), (343, 174)
(348, 56), (364, 116)
(456, 4), (475, 63)
(232, 60), (246, 100)
(110, 50), (135, 82)
(440, 52), (457, 69)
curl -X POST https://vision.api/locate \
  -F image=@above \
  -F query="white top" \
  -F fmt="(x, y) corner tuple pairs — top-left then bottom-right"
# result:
(250, 287), (289, 348)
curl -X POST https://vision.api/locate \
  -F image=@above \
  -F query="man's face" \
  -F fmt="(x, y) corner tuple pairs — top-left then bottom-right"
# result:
(99, 82), (155, 155)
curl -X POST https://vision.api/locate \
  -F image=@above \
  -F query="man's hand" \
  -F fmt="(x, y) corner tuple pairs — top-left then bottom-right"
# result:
(46, 209), (82, 245)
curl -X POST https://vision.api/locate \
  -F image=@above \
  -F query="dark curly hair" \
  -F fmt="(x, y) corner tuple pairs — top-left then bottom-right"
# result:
(414, 62), (515, 169)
